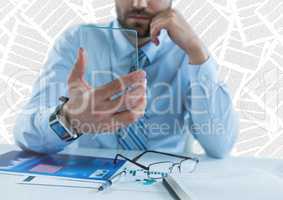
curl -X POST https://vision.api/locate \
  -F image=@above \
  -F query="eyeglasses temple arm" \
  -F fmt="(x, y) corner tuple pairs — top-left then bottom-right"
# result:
(114, 154), (149, 170)
(133, 150), (198, 162)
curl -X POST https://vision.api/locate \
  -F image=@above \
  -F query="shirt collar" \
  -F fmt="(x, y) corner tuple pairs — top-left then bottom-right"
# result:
(111, 20), (137, 59)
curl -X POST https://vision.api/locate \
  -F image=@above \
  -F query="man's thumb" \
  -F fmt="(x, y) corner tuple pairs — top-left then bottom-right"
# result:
(69, 48), (86, 83)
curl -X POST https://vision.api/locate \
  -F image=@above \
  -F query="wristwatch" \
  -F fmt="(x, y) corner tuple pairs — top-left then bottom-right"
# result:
(49, 96), (82, 142)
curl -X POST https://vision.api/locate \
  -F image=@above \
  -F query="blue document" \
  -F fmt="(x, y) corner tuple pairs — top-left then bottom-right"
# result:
(0, 151), (125, 181)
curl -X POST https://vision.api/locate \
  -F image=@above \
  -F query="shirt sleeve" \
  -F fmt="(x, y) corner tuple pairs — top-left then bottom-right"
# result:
(184, 56), (239, 158)
(13, 26), (81, 154)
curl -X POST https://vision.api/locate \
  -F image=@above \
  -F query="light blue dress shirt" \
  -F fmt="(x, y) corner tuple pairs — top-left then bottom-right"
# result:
(13, 20), (239, 158)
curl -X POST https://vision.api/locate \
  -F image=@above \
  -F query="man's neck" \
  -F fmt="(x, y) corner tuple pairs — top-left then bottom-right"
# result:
(137, 37), (151, 48)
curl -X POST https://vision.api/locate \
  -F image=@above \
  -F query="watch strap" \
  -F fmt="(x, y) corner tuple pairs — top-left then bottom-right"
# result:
(49, 96), (81, 142)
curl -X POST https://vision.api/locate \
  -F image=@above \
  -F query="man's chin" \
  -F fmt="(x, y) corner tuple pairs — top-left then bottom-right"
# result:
(136, 31), (149, 39)
(130, 26), (150, 38)
(123, 21), (148, 35)
(119, 21), (150, 39)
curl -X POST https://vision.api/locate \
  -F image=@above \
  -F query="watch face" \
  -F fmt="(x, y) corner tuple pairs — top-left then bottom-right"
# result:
(50, 122), (69, 140)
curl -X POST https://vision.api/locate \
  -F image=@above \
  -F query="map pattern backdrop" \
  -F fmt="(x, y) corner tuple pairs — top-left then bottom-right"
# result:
(0, 0), (282, 159)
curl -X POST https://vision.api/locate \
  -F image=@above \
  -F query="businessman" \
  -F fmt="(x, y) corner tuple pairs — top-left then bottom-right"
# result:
(14, 0), (238, 158)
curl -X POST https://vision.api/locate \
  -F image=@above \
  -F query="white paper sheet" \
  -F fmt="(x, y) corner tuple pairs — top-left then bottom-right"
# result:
(171, 168), (283, 200)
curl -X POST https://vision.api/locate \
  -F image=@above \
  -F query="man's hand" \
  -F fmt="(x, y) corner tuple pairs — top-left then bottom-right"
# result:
(150, 9), (209, 65)
(62, 48), (147, 134)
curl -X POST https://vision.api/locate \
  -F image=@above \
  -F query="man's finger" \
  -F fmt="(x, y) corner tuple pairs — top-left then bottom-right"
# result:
(150, 22), (165, 46)
(68, 48), (86, 84)
(111, 96), (147, 126)
(129, 95), (147, 116)
(96, 70), (146, 100)
(102, 84), (146, 114)
(111, 109), (141, 127)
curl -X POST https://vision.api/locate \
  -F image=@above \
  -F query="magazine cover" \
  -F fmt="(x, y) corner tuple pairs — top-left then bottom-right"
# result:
(0, 151), (126, 181)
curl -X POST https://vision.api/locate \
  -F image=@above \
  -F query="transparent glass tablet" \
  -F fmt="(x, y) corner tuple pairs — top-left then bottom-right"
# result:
(79, 25), (139, 89)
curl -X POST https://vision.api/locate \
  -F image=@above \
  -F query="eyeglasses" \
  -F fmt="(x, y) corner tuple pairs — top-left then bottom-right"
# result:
(113, 150), (199, 179)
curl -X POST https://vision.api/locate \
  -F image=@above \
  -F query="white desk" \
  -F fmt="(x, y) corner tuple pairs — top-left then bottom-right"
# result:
(0, 144), (282, 200)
